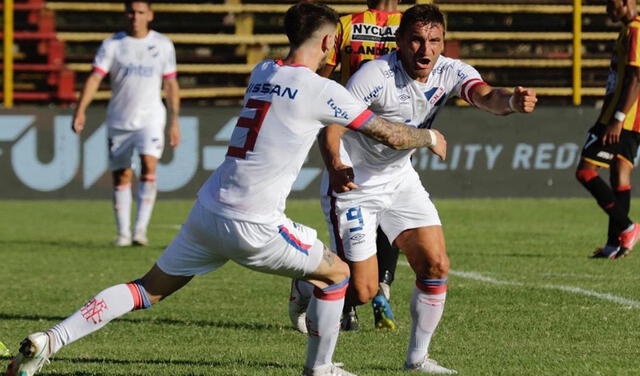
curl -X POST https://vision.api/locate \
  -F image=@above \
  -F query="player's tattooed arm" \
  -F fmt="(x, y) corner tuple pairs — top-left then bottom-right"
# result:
(360, 115), (447, 160)
(322, 246), (335, 266)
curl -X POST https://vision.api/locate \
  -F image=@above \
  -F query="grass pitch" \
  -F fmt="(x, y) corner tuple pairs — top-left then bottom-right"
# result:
(1, 198), (640, 376)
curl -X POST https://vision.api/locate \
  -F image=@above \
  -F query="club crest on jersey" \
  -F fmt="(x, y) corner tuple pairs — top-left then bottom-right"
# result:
(424, 87), (446, 104)
(327, 98), (349, 120)
(351, 24), (398, 43)
(147, 45), (159, 58)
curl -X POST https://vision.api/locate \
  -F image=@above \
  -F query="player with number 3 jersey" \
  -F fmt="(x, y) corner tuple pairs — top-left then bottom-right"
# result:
(5, 3), (449, 376)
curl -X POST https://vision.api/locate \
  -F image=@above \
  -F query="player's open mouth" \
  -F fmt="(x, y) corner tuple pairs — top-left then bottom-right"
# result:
(416, 58), (431, 69)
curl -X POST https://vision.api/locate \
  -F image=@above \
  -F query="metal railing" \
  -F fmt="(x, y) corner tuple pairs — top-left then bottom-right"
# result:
(1, 0), (613, 104)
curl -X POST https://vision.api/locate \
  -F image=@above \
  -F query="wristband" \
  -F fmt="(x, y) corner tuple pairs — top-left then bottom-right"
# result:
(427, 129), (437, 148)
(614, 111), (626, 122)
(508, 95), (517, 112)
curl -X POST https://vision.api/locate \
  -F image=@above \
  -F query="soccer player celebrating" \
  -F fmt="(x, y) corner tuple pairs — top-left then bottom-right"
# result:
(289, 0), (402, 333)
(290, 4), (536, 374)
(5, 3), (449, 376)
(315, 0), (403, 333)
(71, 0), (181, 247)
(577, 0), (640, 259)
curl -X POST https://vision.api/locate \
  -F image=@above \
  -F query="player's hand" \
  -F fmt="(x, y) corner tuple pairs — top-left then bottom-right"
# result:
(603, 122), (623, 145)
(169, 120), (180, 148)
(328, 164), (359, 193)
(429, 129), (447, 161)
(511, 86), (537, 113)
(71, 111), (85, 134)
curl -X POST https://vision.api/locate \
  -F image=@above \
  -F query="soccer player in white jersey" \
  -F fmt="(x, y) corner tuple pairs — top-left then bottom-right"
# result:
(71, 0), (181, 247)
(289, 4), (537, 374)
(5, 3), (451, 376)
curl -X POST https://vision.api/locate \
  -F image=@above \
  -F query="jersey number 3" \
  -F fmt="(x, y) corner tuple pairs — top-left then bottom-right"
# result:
(226, 99), (272, 159)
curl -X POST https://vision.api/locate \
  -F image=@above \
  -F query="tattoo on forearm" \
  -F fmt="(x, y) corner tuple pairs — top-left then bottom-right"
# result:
(322, 246), (335, 266)
(360, 116), (433, 150)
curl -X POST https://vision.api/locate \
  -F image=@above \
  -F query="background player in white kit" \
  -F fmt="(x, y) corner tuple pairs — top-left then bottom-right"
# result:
(5, 3), (450, 376)
(71, 0), (181, 247)
(290, 4), (537, 374)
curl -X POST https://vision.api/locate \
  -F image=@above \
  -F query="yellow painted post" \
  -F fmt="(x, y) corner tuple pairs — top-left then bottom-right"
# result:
(3, 0), (14, 108)
(573, 0), (582, 105)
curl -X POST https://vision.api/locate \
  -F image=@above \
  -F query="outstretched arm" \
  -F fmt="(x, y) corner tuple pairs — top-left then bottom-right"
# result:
(470, 84), (537, 116)
(359, 116), (447, 160)
(71, 72), (104, 134)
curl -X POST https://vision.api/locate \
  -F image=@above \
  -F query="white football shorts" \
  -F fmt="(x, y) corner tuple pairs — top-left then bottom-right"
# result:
(321, 169), (441, 262)
(157, 200), (325, 278)
(108, 125), (165, 170)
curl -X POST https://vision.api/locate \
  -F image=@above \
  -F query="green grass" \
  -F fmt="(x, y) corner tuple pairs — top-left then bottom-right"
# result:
(2, 198), (640, 375)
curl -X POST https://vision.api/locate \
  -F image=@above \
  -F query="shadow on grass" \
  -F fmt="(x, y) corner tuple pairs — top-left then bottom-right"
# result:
(0, 239), (112, 251)
(0, 355), (296, 375)
(55, 355), (295, 369)
(0, 239), (168, 252)
(0, 313), (285, 332)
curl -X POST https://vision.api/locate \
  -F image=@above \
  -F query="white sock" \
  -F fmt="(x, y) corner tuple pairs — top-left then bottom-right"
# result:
(304, 280), (348, 369)
(406, 285), (447, 366)
(134, 178), (157, 236)
(48, 282), (150, 354)
(113, 184), (132, 237)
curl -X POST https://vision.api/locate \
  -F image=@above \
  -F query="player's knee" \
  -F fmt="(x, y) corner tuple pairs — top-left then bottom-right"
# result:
(330, 258), (350, 285)
(576, 168), (598, 183)
(352, 281), (377, 305)
(422, 254), (449, 278)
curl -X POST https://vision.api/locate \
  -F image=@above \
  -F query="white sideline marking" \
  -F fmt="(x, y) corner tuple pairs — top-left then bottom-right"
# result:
(398, 261), (640, 309)
(545, 285), (640, 309)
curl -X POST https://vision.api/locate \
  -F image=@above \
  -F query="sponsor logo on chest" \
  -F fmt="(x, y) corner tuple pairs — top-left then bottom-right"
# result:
(351, 23), (397, 43)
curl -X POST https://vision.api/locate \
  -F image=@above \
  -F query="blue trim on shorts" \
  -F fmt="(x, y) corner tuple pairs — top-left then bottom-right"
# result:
(278, 225), (310, 255)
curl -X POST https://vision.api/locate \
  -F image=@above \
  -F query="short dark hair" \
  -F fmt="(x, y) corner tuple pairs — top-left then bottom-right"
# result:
(284, 2), (339, 48)
(124, 0), (152, 8)
(397, 4), (445, 36)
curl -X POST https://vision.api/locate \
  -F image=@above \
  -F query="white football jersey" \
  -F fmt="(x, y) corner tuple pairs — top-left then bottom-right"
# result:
(93, 30), (177, 130)
(198, 59), (374, 224)
(340, 51), (485, 188)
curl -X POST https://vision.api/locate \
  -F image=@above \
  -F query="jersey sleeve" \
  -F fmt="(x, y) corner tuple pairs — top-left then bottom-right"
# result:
(345, 61), (386, 107)
(92, 39), (114, 76)
(325, 21), (343, 67)
(627, 24), (640, 67)
(162, 40), (178, 79)
(316, 79), (374, 130)
(451, 61), (486, 105)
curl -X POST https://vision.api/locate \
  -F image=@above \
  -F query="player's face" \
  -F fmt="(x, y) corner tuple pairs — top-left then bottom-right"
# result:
(396, 22), (445, 83)
(126, 2), (154, 37)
